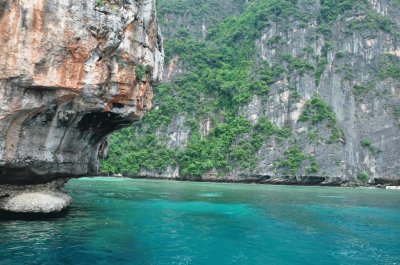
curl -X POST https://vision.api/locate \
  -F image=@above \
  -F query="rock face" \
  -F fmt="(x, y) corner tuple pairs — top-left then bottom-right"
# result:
(103, 0), (400, 186)
(0, 0), (164, 186)
(240, 0), (400, 185)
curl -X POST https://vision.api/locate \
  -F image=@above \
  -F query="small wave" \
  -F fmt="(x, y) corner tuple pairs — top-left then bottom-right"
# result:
(198, 192), (223, 198)
(78, 177), (127, 182)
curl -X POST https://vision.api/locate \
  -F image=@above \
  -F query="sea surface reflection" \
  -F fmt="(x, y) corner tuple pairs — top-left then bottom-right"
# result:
(1, 178), (399, 265)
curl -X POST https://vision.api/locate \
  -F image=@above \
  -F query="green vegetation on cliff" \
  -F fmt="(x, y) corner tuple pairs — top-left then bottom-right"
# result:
(101, 0), (400, 179)
(299, 95), (343, 144)
(103, 0), (303, 176)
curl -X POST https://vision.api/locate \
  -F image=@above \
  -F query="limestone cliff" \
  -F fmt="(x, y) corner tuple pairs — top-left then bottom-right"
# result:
(103, 0), (400, 186)
(0, 0), (164, 186)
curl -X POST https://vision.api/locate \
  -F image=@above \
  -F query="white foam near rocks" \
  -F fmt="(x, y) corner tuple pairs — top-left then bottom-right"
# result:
(0, 192), (71, 213)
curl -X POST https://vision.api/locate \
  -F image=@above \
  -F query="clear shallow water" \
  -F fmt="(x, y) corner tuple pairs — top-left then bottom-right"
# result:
(1, 178), (399, 265)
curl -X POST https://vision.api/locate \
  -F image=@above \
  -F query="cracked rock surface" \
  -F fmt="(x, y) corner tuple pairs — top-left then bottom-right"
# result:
(0, 0), (163, 185)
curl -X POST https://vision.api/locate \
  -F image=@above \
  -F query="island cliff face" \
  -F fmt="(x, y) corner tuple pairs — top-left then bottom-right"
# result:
(0, 0), (163, 185)
(103, 0), (400, 186)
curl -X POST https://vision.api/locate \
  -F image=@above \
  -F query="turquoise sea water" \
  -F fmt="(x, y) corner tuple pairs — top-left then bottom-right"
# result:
(1, 178), (399, 265)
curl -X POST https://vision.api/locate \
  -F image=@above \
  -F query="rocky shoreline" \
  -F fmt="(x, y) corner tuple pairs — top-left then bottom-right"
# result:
(105, 173), (400, 188)
(2, 174), (397, 215)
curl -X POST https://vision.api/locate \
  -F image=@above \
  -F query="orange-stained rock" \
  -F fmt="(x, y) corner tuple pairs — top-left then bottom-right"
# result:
(0, 0), (164, 185)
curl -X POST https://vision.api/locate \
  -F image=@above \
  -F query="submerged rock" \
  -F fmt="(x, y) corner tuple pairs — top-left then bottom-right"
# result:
(0, 192), (71, 213)
(0, 180), (71, 213)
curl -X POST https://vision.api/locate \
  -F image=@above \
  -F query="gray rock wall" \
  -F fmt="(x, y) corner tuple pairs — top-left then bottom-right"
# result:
(133, 0), (399, 185)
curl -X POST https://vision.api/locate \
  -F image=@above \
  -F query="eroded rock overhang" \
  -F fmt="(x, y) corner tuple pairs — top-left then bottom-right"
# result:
(0, 0), (164, 212)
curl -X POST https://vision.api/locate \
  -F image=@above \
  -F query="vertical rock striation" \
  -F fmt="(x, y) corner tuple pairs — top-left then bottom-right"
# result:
(0, 0), (163, 212)
(105, 0), (399, 186)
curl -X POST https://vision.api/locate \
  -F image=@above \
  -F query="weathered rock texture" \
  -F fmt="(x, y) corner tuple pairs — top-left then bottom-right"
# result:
(0, 180), (71, 213)
(0, 0), (164, 188)
(243, 0), (400, 185)
(117, 0), (400, 186)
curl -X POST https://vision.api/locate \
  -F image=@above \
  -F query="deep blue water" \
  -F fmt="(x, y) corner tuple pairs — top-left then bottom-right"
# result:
(0, 178), (399, 265)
